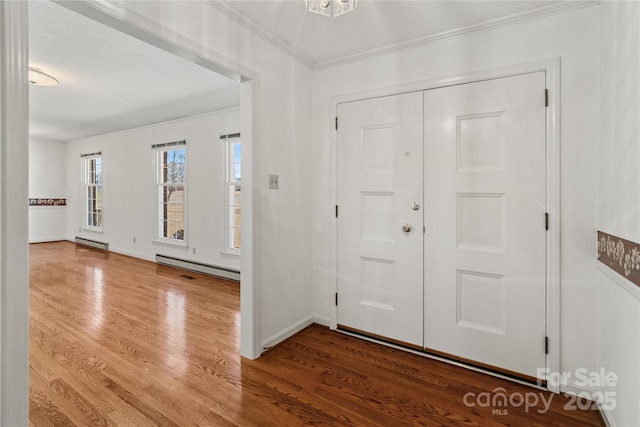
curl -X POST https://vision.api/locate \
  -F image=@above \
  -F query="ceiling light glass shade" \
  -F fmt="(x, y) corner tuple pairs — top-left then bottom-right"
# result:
(28, 67), (58, 87)
(305, 0), (357, 17)
(332, 0), (356, 17)
(306, 0), (330, 17)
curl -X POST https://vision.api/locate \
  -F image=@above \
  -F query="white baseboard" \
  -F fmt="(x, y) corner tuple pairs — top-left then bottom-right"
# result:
(561, 383), (616, 426)
(313, 315), (330, 327)
(68, 238), (155, 262)
(260, 315), (315, 353)
(599, 404), (615, 427)
(561, 383), (599, 397)
(108, 247), (156, 263)
(29, 238), (66, 243)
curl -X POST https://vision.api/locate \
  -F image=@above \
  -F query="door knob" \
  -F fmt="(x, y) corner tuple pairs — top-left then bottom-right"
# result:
(402, 224), (412, 233)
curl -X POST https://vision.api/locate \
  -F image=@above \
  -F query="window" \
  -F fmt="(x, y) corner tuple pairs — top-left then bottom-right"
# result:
(225, 137), (241, 253)
(82, 153), (102, 230)
(155, 142), (186, 242)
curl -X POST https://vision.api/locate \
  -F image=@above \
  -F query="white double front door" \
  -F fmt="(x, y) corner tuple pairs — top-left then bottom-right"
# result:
(337, 72), (547, 379)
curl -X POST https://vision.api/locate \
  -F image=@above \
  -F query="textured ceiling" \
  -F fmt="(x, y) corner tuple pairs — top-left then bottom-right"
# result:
(29, 1), (240, 142)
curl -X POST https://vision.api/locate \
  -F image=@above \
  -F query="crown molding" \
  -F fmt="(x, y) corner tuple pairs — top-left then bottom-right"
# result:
(315, 0), (600, 70)
(203, 0), (315, 70)
(203, 0), (598, 72)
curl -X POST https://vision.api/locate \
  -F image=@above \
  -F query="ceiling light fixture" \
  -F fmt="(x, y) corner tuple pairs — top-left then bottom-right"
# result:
(305, 0), (357, 17)
(28, 67), (59, 87)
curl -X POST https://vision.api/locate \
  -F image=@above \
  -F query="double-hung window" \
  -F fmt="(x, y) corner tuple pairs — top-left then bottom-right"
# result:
(82, 152), (102, 230)
(223, 134), (241, 253)
(154, 141), (187, 242)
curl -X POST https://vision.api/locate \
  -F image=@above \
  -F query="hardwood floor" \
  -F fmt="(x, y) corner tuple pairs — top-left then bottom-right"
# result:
(29, 241), (605, 426)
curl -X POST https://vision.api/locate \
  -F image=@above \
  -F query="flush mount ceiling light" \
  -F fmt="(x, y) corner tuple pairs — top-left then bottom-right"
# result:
(28, 67), (59, 87)
(305, 0), (357, 17)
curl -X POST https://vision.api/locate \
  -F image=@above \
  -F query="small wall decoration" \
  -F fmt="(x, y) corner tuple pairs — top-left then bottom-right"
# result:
(598, 231), (640, 287)
(29, 198), (66, 207)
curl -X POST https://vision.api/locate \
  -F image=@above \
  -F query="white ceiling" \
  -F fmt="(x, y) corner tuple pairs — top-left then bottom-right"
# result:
(29, 0), (240, 142)
(219, 0), (566, 65)
(29, 0), (575, 142)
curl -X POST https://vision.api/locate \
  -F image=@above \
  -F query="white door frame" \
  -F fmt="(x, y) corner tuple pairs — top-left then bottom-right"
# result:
(331, 58), (561, 392)
(0, 1), (30, 423)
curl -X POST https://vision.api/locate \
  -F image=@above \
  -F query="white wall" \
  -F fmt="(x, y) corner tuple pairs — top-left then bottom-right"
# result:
(66, 109), (242, 271)
(312, 5), (600, 393)
(29, 138), (66, 242)
(59, 0), (315, 354)
(598, 2), (640, 426)
(9, 4), (638, 426)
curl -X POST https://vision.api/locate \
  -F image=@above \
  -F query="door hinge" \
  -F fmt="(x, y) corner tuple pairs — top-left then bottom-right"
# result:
(545, 336), (549, 354)
(335, 292), (338, 306)
(545, 89), (549, 107)
(335, 117), (338, 130)
(335, 205), (339, 218)
(545, 212), (549, 231)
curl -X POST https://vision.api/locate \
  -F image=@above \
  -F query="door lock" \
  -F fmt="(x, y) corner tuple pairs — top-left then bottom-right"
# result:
(411, 202), (420, 211)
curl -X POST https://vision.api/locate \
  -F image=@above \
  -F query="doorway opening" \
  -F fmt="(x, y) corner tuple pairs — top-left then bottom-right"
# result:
(26, 0), (257, 357)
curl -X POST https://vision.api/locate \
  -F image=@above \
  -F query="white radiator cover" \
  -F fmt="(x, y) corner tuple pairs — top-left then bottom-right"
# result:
(155, 254), (240, 282)
(75, 237), (109, 250)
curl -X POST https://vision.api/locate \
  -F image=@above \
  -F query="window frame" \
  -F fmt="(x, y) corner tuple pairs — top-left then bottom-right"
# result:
(81, 152), (103, 232)
(224, 137), (241, 255)
(154, 141), (188, 246)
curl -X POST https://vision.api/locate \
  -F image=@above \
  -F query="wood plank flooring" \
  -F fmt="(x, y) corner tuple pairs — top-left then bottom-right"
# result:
(29, 241), (605, 426)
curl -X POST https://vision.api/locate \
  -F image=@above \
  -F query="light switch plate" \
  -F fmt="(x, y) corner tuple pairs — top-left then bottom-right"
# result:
(269, 174), (279, 189)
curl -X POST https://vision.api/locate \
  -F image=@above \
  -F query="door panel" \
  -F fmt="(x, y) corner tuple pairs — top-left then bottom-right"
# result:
(337, 92), (424, 347)
(424, 73), (547, 379)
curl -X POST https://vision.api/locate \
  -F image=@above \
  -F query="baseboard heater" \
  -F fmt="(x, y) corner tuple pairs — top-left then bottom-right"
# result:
(75, 237), (109, 251)
(155, 254), (240, 282)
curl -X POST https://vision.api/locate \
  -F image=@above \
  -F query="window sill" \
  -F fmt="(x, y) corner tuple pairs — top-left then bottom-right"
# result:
(220, 251), (240, 260)
(80, 227), (103, 234)
(152, 238), (188, 248)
